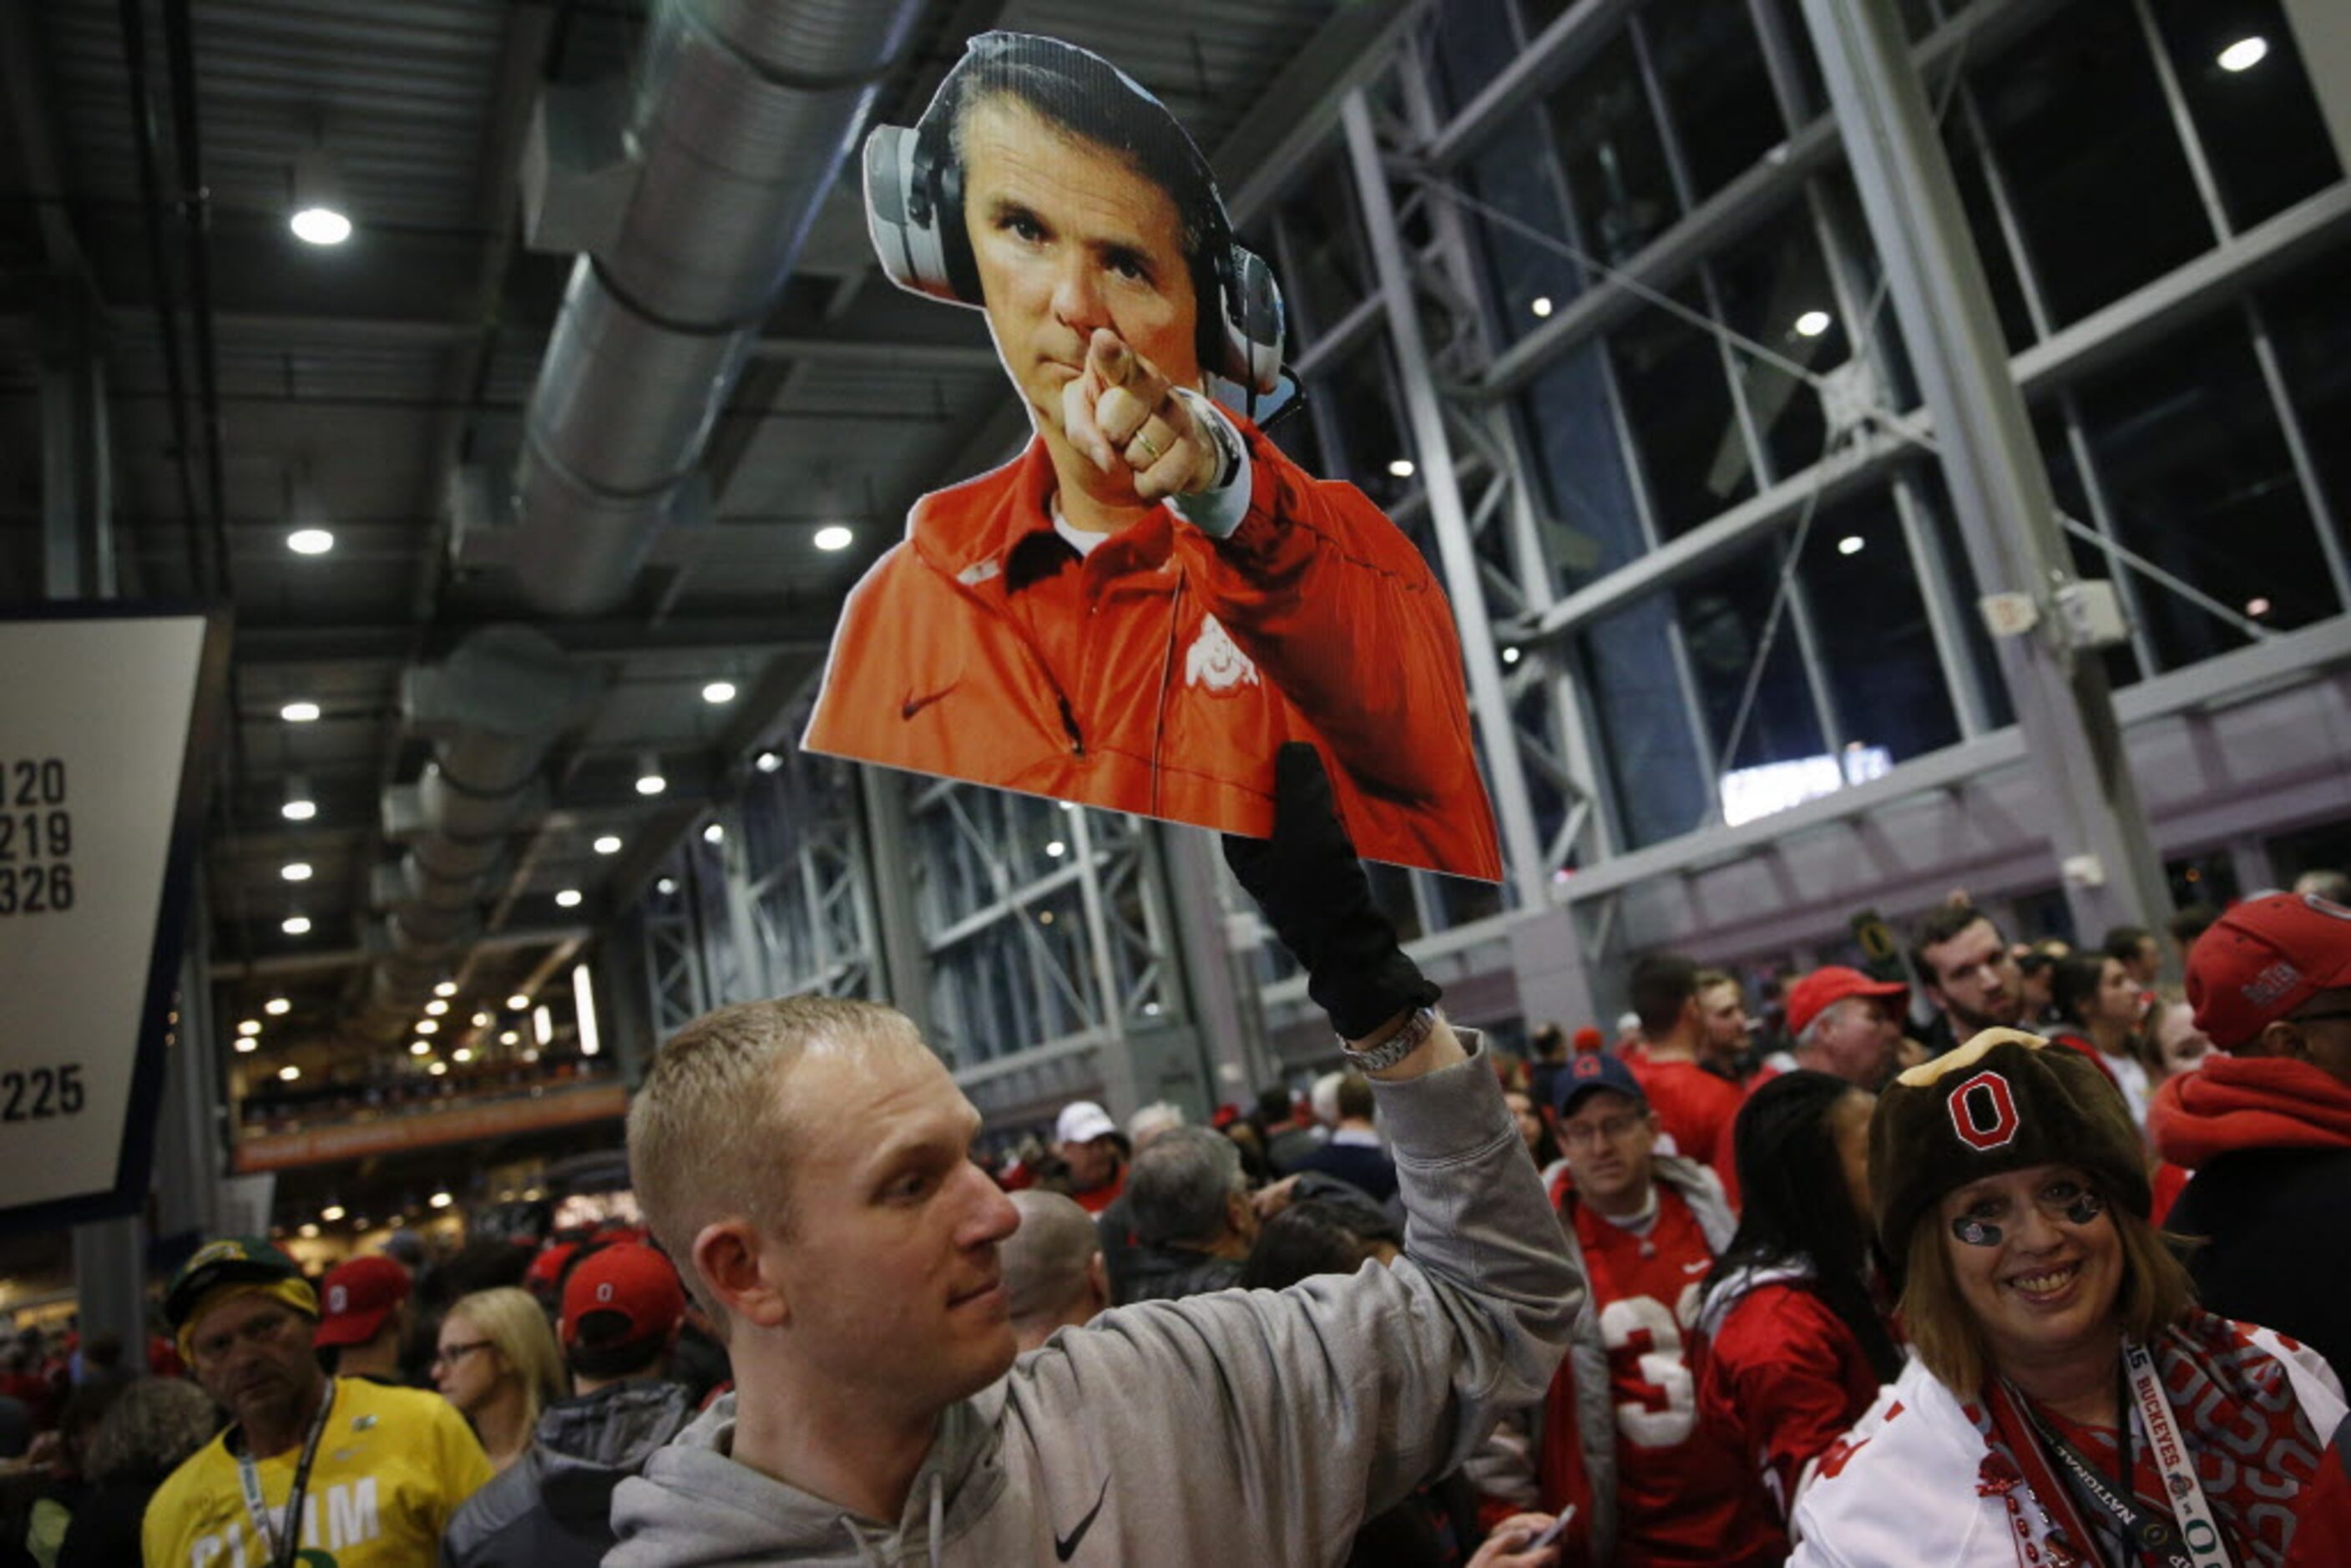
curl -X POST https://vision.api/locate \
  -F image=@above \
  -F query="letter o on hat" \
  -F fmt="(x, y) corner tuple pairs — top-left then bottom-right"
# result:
(1946, 1070), (2020, 1151)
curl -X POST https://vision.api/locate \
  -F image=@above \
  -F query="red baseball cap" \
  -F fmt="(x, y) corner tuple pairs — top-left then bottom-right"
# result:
(312, 1255), (411, 1349)
(1786, 966), (1909, 1039)
(560, 1243), (685, 1354)
(2187, 893), (2351, 1049)
(524, 1241), (581, 1298)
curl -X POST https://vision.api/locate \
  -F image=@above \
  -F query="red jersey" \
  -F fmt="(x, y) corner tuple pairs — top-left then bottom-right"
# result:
(1069, 1168), (1125, 1215)
(1698, 1280), (1883, 1523)
(1627, 1059), (1743, 1177)
(1540, 1187), (1786, 1568)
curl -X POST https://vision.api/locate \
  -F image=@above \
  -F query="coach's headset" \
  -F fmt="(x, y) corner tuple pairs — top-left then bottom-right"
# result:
(862, 31), (1287, 402)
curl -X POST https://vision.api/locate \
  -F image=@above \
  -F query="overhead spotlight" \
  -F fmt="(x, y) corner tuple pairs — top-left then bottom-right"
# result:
(1794, 310), (1833, 338)
(754, 750), (784, 774)
(286, 527), (335, 555)
(452, 1047), (473, 1064)
(1501, 647), (1522, 665)
(1530, 296), (1554, 319)
(320, 1203), (345, 1222)
(415, 1019), (438, 1036)
(298, 1222), (320, 1238)
(235, 1037), (258, 1055)
(433, 980), (458, 998)
(1039, 910), (1056, 925)
(281, 701), (321, 723)
(533, 1004), (554, 1047)
(471, 1010), (493, 1028)
(1388, 458), (1416, 478)
(281, 861), (313, 883)
(424, 999), (448, 1017)
(1045, 840), (1066, 858)
(499, 1029), (520, 1046)
(507, 994), (531, 1011)
(430, 1190), (453, 1210)
(635, 752), (667, 796)
(1838, 534), (1865, 556)
(593, 834), (623, 855)
(2217, 36), (2268, 72)
(427, 1061), (448, 1077)
(813, 524), (854, 552)
(409, 1040), (431, 1056)
(238, 1019), (263, 1037)
(701, 680), (737, 705)
(2246, 596), (2272, 617)
(655, 877), (678, 896)
(278, 1065), (301, 1082)
(289, 147), (353, 245)
(554, 888), (584, 908)
(281, 776), (317, 822)
(701, 823), (724, 846)
(574, 963), (601, 1058)
(281, 914), (312, 936)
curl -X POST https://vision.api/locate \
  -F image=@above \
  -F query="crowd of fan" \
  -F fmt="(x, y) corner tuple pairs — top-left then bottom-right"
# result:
(5, 837), (2347, 1564)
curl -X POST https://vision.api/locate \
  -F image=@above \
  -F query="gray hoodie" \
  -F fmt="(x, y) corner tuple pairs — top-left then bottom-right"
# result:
(606, 1042), (1580, 1565)
(444, 1378), (695, 1567)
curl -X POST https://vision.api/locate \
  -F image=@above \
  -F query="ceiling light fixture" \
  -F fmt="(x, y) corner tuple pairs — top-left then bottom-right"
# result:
(499, 1029), (520, 1045)
(1794, 310), (1833, 338)
(574, 963), (601, 1058)
(281, 701), (321, 723)
(1502, 647), (1522, 665)
(235, 1037), (258, 1054)
(452, 1047), (473, 1064)
(1838, 534), (1865, 556)
(281, 776), (316, 822)
(1530, 296), (1554, 318)
(655, 877), (678, 896)
(265, 996), (291, 1016)
(423, 999), (447, 1017)
(635, 752), (667, 796)
(281, 861), (313, 883)
(238, 1019), (262, 1037)
(554, 888), (583, 908)
(701, 680), (736, 705)
(278, 1065), (301, 1082)
(415, 1019), (438, 1035)
(813, 524), (854, 552)
(754, 750), (783, 773)
(534, 1004), (554, 1047)
(1388, 458), (1416, 478)
(507, 994), (531, 1011)
(430, 1191), (453, 1210)
(471, 1010), (493, 1028)
(593, 834), (623, 855)
(287, 527), (335, 555)
(427, 1061), (448, 1077)
(281, 914), (312, 936)
(289, 146), (353, 245)
(321, 1203), (345, 1222)
(701, 822), (724, 846)
(409, 1040), (432, 1056)
(2217, 36), (2268, 72)
(433, 980), (457, 998)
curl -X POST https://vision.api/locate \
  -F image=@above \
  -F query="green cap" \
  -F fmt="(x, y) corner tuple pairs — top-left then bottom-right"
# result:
(164, 1236), (307, 1329)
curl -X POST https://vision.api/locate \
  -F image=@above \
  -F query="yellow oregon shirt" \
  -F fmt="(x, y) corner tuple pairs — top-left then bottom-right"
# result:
(142, 1376), (493, 1567)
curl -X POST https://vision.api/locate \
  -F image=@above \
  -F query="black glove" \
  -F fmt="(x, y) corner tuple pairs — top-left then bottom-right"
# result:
(1222, 742), (1440, 1041)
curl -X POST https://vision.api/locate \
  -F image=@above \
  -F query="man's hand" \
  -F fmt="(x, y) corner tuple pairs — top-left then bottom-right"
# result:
(1251, 1174), (1302, 1222)
(1061, 327), (1221, 500)
(1469, 1513), (1566, 1567)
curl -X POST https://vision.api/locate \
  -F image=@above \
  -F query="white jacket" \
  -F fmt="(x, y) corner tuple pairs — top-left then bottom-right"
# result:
(1789, 1324), (2345, 1566)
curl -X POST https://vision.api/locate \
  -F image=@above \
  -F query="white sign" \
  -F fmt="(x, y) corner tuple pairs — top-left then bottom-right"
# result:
(0, 609), (227, 1231)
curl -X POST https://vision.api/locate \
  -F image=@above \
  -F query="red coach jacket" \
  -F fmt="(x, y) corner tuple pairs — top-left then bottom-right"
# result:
(803, 418), (1502, 881)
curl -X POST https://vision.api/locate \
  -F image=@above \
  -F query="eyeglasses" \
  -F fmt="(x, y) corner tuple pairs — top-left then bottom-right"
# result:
(1559, 1110), (1647, 1149)
(431, 1339), (493, 1368)
(191, 1308), (304, 1364)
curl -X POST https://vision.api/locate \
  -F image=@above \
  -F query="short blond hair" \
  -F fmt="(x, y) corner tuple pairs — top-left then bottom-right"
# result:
(1899, 1201), (2195, 1394)
(447, 1287), (566, 1431)
(626, 995), (926, 1315)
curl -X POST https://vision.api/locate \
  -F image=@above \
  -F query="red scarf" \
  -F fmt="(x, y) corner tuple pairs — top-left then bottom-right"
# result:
(1969, 1310), (2328, 1566)
(2148, 1055), (2351, 1170)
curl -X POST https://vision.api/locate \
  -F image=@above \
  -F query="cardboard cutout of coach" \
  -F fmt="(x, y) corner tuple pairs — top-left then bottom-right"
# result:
(801, 33), (1502, 882)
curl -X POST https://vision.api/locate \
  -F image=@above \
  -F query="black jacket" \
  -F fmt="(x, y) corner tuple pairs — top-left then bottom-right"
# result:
(441, 1378), (694, 1568)
(2164, 1145), (2351, 1383)
(1120, 1243), (1246, 1304)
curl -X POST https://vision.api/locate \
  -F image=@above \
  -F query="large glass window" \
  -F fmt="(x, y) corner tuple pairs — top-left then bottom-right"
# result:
(1546, 31), (1680, 265)
(2146, 0), (2343, 232)
(1709, 209), (1848, 483)
(1277, 150), (1374, 337)
(1641, 0), (1787, 204)
(1580, 597), (1709, 848)
(1608, 288), (1756, 538)
(2257, 259), (2351, 554)
(1519, 344), (1651, 589)
(1430, 0), (1524, 118)
(2070, 313), (2338, 669)
(1939, 107), (2043, 350)
(1676, 548), (1828, 774)
(2031, 406), (2145, 691)
(1966, 2), (2212, 328)
(1468, 109), (1587, 349)
(1797, 487), (1962, 762)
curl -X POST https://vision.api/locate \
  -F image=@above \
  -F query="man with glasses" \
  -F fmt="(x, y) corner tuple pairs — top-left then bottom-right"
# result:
(2153, 891), (2351, 1375)
(143, 1236), (492, 1567)
(1479, 1053), (1781, 1565)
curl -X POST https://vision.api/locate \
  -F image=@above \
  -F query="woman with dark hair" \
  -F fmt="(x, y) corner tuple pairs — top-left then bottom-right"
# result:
(55, 1377), (218, 1567)
(1792, 1030), (2351, 1565)
(1696, 1071), (1901, 1528)
(2048, 953), (2151, 1130)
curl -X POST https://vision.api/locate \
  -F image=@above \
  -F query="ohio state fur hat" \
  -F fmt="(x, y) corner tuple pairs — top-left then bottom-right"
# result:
(1869, 1028), (2148, 1278)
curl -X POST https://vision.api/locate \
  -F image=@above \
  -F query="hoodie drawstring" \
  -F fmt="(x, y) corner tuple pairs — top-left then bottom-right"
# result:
(928, 1469), (944, 1568)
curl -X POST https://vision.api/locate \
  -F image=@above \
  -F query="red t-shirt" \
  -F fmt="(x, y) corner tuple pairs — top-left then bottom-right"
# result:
(1627, 1059), (1743, 1177)
(1069, 1168), (1125, 1215)
(1698, 1280), (1884, 1523)
(1539, 1188), (1786, 1568)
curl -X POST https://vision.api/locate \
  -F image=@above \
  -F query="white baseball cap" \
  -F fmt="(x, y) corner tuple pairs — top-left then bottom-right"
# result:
(1055, 1100), (1117, 1145)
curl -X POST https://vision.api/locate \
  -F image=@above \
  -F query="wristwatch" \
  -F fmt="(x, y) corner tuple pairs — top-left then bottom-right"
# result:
(1172, 386), (1245, 493)
(1341, 1004), (1439, 1074)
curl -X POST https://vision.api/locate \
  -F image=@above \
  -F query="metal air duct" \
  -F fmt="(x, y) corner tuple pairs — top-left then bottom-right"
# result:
(504, 0), (924, 615)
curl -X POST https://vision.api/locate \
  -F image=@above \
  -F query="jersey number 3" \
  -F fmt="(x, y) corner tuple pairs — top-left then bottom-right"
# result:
(1599, 1285), (1701, 1447)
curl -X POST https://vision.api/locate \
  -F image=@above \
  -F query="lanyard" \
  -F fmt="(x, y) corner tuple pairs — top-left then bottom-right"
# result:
(2123, 1341), (2231, 1568)
(235, 1380), (335, 1568)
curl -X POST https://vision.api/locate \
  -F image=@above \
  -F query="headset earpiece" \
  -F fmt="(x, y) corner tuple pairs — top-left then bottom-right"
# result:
(1213, 242), (1285, 396)
(862, 119), (981, 307)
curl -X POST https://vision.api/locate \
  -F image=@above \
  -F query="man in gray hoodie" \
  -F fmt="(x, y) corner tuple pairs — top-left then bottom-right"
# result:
(608, 746), (1580, 1565)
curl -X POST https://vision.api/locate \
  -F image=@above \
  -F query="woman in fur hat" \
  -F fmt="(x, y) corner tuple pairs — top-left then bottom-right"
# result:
(1791, 1029), (2351, 1566)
